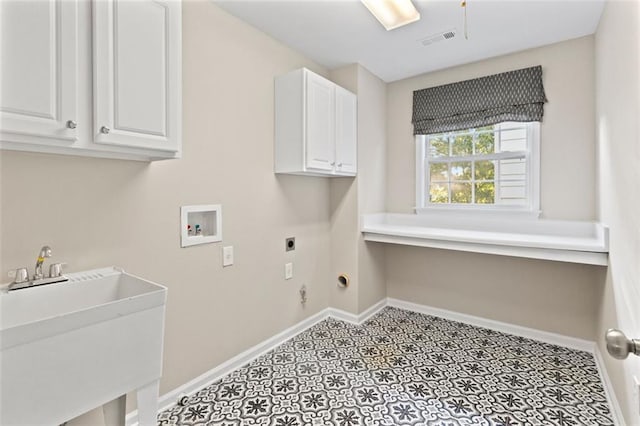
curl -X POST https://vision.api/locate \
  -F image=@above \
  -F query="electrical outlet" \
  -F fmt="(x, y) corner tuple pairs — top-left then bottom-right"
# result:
(285, 263), (293, 280)
(285, 237), (295, 252)
(223, 246), (234, 267)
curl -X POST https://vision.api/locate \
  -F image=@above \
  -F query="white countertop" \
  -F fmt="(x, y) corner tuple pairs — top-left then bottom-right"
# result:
(361, 213), (609, 266)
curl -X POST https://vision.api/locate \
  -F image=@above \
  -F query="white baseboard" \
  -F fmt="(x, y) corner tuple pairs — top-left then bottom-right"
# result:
(127, 297), (622, 426)
(387, 297), (594, 352)
(357, 299), (388, 323)
(326, 307), (359, 324)
(594, 345), (625, 425)
(327, 298), (388, 325)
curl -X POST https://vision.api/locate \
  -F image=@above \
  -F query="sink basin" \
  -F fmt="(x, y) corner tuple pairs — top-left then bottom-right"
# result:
(0, 267), (167, 425)
(1, 267), (165, 348)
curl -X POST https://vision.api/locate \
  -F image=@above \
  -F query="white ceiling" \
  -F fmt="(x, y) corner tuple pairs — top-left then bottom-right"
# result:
(215, 0), (606, 82)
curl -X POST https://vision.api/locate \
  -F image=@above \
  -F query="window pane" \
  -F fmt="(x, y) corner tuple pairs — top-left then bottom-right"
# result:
(474, 160), (495, 180)
(450, 162), (471, 181)
(475, 182), (495, 204)
(451, 182), (472, 203)
(429, 183), (449, 203)
(452, 134), (473, 156)
(419, 122), (533, 209)
(429, 136), (449, 157)
(429, 162), (448, 182)
(475, 131), (495, 154)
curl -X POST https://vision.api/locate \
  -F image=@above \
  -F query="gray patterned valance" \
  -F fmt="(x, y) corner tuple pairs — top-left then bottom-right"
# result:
(412, 66), (547, 135)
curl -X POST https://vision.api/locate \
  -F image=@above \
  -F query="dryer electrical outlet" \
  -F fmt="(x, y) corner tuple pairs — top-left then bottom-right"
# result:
(285, 237), (295, 251)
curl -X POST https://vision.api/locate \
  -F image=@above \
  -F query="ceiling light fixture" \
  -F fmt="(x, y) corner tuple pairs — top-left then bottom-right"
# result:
(361, 0), (421, 31)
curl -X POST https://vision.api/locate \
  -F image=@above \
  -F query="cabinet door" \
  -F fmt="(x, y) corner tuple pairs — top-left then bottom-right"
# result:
(335, 87), (357, 175)
(93, 0), (181, 153)
(0, 0), (78, 146)
(305, 72), (335, 172)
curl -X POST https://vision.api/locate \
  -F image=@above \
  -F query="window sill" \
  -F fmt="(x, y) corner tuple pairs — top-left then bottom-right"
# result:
(361, 213), (609, 266)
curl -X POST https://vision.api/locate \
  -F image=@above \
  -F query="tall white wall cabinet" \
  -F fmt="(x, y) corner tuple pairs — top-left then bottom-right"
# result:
(0, 0), (182, 161)
(275, 68), (357, 177)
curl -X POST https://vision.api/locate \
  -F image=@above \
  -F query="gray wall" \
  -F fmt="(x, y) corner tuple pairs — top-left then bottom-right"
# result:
(386, 36), (596, 219)
(329, 64), (388, 315)
(386, 247), (604, 340)
(384, 36), (605, 340)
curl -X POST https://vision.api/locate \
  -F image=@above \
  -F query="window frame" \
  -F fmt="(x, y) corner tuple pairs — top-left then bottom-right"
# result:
(415, 122), (541, 217)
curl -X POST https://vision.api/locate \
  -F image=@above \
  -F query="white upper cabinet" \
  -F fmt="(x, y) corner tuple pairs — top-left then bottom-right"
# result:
(0, 0), (182, 161)
(275, 68), (357, 177)
(93, 0), (181, 153)
(0, 0), (78, 146)
(305, 72), (335, 172)
(334, 86), (357, 175)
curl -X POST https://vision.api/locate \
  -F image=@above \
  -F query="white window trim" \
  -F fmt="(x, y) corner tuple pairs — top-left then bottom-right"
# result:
(415, 122), (541, 219)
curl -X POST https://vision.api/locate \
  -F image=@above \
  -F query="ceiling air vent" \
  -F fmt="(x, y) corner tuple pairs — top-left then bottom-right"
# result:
(419, 29), (456, 46)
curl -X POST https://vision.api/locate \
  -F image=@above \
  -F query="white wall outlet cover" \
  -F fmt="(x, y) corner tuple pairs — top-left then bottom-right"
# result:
(223, 246), (234, 267)
(285, 263), (293, 280)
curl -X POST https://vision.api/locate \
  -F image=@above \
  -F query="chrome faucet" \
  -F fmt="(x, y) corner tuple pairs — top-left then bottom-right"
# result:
(33, 245), (52, 280)
(6, 245), (67, 291)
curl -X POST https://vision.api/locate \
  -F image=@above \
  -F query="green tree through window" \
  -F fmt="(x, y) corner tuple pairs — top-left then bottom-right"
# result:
(423, 123), (529, 206)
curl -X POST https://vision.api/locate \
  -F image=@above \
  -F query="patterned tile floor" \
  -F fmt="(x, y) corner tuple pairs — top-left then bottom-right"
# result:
(158, 307), (613, 425)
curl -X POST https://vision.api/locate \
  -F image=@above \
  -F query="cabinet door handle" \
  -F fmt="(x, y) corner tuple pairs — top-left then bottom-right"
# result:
(100, 126), (110, 134)
(66, 120), (77, 129)
(330, 161), (335, 166)
(338, 163), (343, 167)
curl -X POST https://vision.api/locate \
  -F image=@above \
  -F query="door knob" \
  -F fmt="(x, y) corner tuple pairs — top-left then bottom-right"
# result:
(66, 120), (77, 129)
(605, 328), (640, 359)
(100, 126), (110, 134)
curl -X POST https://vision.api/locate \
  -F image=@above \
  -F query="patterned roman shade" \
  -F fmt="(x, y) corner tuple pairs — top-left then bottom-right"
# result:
(412, 66), (547, 135)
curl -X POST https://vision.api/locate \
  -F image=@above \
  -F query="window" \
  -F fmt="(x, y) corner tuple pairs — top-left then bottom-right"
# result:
(416, 122), (540, 214)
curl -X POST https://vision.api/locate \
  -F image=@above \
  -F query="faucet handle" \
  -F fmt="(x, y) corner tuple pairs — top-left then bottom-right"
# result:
(8, 267), (29, 283)
(49, 263), (64, 278)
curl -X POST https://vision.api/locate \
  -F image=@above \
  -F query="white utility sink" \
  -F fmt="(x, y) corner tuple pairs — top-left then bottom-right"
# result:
(0, 267), (167, 426)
